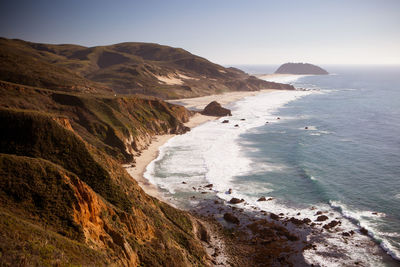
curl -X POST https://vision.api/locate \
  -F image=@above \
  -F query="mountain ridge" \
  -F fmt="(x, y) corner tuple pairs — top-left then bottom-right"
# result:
(0, 37), (294, 98)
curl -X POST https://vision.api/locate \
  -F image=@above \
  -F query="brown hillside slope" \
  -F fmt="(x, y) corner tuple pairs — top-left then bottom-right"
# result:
(0, 108), (210, 266)
(0, 37), (294, 98)
(0, 81), (191, 163)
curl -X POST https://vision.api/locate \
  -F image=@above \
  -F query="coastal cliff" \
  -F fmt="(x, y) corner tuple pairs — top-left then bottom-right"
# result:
(0, 90), (209, 266)
(0, 37), (298, 266)
(275, 62), (329, 75)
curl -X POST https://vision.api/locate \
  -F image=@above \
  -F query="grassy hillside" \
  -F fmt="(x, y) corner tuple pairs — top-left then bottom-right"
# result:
(0, 37), (294, 98)
(0, 108), (209, 266)
(0, 81), (192, 163)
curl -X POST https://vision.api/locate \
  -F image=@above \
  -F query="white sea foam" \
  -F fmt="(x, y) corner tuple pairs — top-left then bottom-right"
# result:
(330, 200), (400, 261)
(144, 84), (400, 265)
(144, 90), (314, 196)
(261, 74), (311, 84)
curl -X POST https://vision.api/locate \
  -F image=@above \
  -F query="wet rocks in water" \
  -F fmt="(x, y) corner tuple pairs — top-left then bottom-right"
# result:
(302, 218), (311, 224)
(234, 124), (239, 127)
(315, 211), (323, 215)
(222, 120), (229, 123)
(359, 227), (369, 235)
(229, 198), (244, 204)
(288, 217), (304, 225)
(316, 215), (329, 222)
(205, 184), (213, 188)
(342, 230), (355, 237)
(323, 220), (340, 230)
(182, 181), (187, 184)
(305, 126), (308, 130)
(277, 117), (280, 120)
(201, 101), (232, 116)
(270, 213), (280, 220)
(257, 196), (267, 202)
(227, 188), (233, 194)
(240, 118), (246, 121)
(223, 213), (240, 224)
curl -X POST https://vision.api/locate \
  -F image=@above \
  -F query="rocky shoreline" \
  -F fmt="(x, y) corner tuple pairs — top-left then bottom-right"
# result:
(134, 89), (398, 266)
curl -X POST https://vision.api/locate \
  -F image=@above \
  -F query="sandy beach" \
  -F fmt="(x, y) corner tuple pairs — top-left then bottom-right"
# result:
(167, 89), (275, 111)
(125, 89), (276, 199)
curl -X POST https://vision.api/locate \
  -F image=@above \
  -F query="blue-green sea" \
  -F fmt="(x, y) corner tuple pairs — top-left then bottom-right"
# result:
(146, 65), (400, 266)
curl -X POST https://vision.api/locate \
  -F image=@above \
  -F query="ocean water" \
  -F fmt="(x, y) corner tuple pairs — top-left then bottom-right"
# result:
(145, 65), (400, 265)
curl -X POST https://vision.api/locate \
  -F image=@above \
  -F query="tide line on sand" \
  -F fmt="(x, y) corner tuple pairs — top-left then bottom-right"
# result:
(125, 89), (277, 199)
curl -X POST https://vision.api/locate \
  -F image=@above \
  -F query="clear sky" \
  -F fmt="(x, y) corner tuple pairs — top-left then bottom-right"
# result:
(1, 0), (399, 65)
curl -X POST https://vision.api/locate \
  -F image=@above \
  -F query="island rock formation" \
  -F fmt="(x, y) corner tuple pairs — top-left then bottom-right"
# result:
(275, 63), (329, 75)
(201, 101), (232, 116)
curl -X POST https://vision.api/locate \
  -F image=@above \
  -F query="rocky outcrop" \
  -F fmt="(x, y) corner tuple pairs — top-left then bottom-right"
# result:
(275, 63), (329, 75)
(223, 213), (240, 224)
(229, 198), (245, 204)
(201, 101), (232, 117)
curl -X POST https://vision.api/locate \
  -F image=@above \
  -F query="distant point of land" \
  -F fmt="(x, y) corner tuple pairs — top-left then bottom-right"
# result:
(275, 63), (329, 75)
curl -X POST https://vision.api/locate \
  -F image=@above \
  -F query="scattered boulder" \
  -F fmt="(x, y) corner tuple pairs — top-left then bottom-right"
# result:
(270, 213), (280, 220)
(266, 121), (269, 124)
(288, 217), (304, 226)
(205, 184), (213, 188)
(234, 124), (239, 127)
(277, 117), (280, 120)
(182, 181), (187, 184)
(315, 211), (323, 215)
(305, 126), (308, 130)
(323, 220), (340, 230)
(302, 218), (311, 224)
(201, 101), (232, 116)
(359, 227), (369, 235)
(240, 118), (246, 121)
(223, 213), (240, 224)
(227, 188), (233, 194)
(229, 198), (244, 204)
(222, 120), (229, 123)
(257, 196), (267, 202)
(316, 215), (329, 222)
(342, 230), (355, 237)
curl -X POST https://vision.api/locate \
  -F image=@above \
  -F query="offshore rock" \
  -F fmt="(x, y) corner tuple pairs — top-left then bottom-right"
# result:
(201, 101), (232, 116)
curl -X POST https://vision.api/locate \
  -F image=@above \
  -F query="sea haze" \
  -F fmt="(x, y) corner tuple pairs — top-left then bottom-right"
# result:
(145, 65), (400, 265)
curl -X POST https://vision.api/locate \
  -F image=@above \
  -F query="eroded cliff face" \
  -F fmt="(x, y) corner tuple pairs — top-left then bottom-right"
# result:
(0, 81), (192, 163)
(0, 96), (209, 266)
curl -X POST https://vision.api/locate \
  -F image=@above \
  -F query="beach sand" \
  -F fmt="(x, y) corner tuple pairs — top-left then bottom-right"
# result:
(123, 88), (393, 266)
(167, 89), (275, 111)
(125, 135), (174, 199)
(125, 89), (276, 199)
